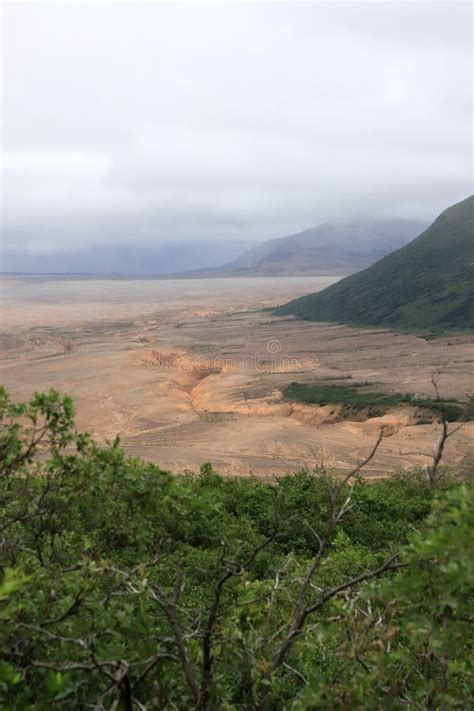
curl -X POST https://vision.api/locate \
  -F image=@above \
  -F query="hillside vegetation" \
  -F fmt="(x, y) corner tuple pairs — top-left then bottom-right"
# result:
(1, 388), (473, 709)
(283, 381), (470, 422)
(276, 196), (474, 333)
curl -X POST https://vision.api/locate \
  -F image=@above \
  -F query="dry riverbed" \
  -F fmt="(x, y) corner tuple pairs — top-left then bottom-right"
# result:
(1, 276), (473, 477)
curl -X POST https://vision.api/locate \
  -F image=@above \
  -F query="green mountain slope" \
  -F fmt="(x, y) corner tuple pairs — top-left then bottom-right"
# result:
(276, 196), (474, 333)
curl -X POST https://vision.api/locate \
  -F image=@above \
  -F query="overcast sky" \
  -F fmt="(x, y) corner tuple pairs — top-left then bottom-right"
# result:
(1, 1), (472, 253)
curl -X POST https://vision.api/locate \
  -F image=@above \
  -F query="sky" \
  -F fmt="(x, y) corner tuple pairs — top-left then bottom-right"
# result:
(1, 1), (472, 254)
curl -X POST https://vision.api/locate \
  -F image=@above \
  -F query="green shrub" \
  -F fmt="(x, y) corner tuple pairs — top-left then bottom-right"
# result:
(0, 387), (471, 709)
(283, 381), (468, 421)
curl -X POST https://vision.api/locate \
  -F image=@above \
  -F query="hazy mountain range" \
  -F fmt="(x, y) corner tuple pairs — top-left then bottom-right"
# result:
(276, 196), (473, 333)
(2, 218), (426, 277)
(194, 218), (427, 277)
(0, 241), (256, 276)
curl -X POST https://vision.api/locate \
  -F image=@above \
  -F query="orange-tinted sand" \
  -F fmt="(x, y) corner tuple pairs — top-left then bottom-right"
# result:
(1, 276), (472, 477)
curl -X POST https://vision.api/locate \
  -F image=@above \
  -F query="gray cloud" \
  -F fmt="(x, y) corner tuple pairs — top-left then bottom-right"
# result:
(1, 1), (472, 253)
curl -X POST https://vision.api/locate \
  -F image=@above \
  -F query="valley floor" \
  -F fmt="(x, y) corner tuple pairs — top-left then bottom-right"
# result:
(1, 276), (473, 477)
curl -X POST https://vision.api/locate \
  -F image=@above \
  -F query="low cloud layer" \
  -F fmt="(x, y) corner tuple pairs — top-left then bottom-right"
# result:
(2, 1), (472, 254)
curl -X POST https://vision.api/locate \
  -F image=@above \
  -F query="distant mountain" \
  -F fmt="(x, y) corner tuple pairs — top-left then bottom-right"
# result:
(224, 219), (428, 275)
(3, 220), (428, 278)
(275, 196), (474, 333)
(178, 219), (426, 277)
(0, 240), (256, 275)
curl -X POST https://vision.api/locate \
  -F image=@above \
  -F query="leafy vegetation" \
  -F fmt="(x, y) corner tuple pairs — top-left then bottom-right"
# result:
(276, 195), (474, 333)
(0, 387), (472, 709)
(283, 381), (467, 421)
(466, 395), (474, 421)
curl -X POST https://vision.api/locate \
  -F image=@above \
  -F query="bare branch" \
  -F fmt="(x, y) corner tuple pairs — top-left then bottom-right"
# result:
(258, 555), (405, 709)
(255, 430), (393, 709)
(148, 584), (201, 704)
(339, 427), (385, 489)
(199, 534), (276, 709)
(43, 587), (85, 626)
(426, 371), (463, 489)
(305, 555), (406, 616)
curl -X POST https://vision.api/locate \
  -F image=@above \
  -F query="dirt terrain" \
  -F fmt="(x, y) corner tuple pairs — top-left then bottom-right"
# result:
(1, 277), (473, 477)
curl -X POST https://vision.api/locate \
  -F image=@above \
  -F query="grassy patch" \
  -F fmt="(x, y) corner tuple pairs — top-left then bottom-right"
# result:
(313, 374), (353, 381)
(466, 396), (474, 421)
(283, 382), (468, 421)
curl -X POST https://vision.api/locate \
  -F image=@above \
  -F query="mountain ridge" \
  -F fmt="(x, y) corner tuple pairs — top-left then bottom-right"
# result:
(177, 218), (426, 277)
(275, 196), (474, 333)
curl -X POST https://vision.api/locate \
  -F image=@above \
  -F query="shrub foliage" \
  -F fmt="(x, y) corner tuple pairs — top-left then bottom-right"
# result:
(0, 387), (472, 709)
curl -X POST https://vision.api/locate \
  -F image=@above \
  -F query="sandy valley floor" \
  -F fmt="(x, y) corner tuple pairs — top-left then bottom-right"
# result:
(1, 276), (473, 478)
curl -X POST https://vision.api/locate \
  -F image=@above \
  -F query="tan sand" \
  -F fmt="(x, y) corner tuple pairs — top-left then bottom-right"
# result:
(1, 276), (472, 477)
